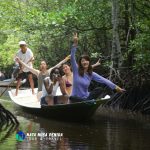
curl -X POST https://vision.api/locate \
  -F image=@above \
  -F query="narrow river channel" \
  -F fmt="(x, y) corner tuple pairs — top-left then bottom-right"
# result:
(0, 91), (150, 150)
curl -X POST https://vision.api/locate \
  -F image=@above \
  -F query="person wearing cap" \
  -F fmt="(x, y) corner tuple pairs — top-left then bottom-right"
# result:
(15, 41), (35, 96)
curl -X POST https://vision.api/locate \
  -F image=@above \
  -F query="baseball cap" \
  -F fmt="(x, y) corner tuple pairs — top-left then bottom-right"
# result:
(19, 41), (27, 45)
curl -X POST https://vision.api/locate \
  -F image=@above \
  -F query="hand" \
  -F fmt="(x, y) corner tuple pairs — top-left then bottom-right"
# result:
(73, 32), (78, 46)
(57, 76), (62, 81)
(15, 57), (20, 63)
(65, 55), (71, 61)
(115, 86), (126, 93)
(50, 82), (54, 87)
(95, 58), (101, 66)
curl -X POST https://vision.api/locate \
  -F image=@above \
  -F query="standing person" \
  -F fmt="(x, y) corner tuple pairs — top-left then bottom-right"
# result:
(70, 33), (125, 102)
(15, 41), (34, 96)
(15, 55), (70, 100)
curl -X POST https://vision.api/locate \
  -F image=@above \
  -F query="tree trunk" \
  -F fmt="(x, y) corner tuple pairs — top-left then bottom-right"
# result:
(110, 0), (123, 80)
(127, 0), (137, 66)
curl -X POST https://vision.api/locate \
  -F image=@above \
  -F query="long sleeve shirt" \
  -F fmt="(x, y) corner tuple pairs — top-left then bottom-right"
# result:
(71, 46), (116, 99)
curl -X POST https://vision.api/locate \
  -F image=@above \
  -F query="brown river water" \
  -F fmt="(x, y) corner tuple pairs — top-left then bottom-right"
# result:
(0, 88), (150, 150)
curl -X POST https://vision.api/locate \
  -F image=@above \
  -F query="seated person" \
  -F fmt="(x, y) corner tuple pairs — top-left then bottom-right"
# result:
(69, 33), (125, 103)
(41, 68), (68, 105)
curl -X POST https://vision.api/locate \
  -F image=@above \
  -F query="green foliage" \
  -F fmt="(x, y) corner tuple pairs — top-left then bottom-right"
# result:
(0, 0), (149, 84)
(129, 19), (150, 71)
(0, 32), (8, 44)
(0, 35), (19, 70)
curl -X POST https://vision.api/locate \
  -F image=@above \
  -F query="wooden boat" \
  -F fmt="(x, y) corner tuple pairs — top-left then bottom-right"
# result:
(8, 88), (109, 121)
(0, 79), (26, 87)
(0, 79), (14, 87)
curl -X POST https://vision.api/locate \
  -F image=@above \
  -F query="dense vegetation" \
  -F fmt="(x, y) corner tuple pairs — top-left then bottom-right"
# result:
(0, 0), (149, 87)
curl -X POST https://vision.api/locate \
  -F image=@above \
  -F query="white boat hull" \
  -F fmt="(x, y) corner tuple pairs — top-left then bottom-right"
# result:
(8, 88), (41, 108)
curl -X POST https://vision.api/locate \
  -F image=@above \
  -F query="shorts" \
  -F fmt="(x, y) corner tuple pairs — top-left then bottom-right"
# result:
(16, 71), (32, 80)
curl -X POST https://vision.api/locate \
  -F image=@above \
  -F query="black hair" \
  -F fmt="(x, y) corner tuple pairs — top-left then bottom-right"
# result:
(61, 62), (72, 70)
(39, 60), (48, 71)
(62, 62), (71, 67)
(50, 68), (62, 80)
(78, 55), (93, 76)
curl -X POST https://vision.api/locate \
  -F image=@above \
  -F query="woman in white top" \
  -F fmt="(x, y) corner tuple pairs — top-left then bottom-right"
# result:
(41, 68), (68, 105)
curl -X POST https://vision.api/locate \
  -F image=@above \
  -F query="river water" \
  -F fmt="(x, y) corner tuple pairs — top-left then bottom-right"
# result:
(0, 95), (150, 150)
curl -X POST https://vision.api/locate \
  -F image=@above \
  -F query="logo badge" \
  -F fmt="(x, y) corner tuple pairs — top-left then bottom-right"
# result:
(16, 131), (26, 141)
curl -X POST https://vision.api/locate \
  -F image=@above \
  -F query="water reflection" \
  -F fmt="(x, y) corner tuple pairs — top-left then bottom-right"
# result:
(14, 111), (150, 150)
(0, 124), (18, 144)
(0, 98), (150, 150)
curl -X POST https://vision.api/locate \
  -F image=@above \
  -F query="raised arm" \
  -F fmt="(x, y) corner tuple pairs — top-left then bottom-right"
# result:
(92, 58), (101, 68)
(71, 33), (78, 74)
(15, 57), (39, 76)
(49, 55), (70, 72)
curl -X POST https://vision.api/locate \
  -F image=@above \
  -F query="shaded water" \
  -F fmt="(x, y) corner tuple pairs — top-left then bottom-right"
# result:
(0, 96), (150, 150)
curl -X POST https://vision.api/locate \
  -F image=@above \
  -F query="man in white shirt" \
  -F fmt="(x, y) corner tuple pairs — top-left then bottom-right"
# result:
(15, 41), (34, 96)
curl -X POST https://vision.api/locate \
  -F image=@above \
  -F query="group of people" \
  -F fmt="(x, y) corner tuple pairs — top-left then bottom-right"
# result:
(15, 33), (125, 105)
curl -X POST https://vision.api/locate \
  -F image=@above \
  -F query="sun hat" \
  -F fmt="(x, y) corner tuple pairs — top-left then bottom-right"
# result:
(19, 41), (27, 45)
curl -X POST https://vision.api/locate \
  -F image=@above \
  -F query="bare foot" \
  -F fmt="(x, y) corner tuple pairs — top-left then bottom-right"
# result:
(32, 89), (35, 95)
(15, 90), (18, 96)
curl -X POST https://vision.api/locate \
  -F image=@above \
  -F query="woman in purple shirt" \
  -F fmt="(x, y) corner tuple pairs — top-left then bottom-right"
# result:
(70, 33), (125, 102)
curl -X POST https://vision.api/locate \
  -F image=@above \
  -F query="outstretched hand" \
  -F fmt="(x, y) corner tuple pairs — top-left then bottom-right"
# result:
(73, 32), (78, 46)
(15, 57), (20, 63)
(115, 86), (126, 93)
